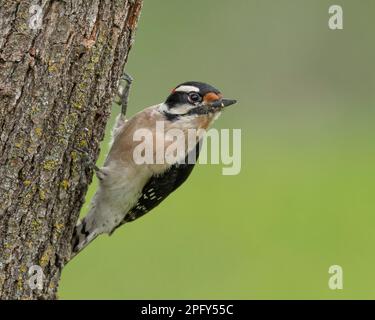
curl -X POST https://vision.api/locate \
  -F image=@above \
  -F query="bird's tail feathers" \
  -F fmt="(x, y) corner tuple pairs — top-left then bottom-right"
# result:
(70, 217), (98, 259)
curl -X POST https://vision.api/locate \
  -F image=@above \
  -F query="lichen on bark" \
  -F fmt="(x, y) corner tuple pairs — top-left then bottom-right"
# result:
(0, 0), (143, 299)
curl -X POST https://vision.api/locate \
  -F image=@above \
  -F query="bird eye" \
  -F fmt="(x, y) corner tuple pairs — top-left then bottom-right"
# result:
(188, 92), (202, 103)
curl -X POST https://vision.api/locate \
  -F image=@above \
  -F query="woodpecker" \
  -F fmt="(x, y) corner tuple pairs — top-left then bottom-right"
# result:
(71, 80), (237, 257)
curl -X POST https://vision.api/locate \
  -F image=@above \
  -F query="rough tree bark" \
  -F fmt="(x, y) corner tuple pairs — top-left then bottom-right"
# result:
(0, 0), (143, 299)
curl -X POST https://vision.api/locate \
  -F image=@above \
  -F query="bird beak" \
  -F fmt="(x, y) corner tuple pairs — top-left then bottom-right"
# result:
(210, 98), (237, 109)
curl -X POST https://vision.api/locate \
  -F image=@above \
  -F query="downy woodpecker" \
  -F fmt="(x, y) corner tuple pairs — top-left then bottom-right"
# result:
(71, 80), (237, 256)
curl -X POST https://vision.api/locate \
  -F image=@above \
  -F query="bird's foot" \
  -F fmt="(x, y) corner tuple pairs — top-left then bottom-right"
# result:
(74, 147), (106, 181)
(116, 72), (133, 117)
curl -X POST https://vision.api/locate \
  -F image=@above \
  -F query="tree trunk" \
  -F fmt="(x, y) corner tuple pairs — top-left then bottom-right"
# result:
(0, 0), (142, 300)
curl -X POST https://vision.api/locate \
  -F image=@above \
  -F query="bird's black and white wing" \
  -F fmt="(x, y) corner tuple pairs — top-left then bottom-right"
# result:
(110, 141), (202, 232)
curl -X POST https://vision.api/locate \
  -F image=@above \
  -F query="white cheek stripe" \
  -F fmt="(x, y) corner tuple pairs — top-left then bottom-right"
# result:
(170, 104), (195, 115)
(160, 103), (195, 115)
(159, 103), (190, 115)
(174, 85), (199, 93)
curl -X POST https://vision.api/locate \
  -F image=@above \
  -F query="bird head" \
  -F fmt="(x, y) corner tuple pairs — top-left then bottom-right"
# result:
(162, 81), (237, 121)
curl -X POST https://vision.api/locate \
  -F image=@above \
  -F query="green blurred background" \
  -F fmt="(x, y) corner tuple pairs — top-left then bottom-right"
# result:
(60, 0), (375, 299)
